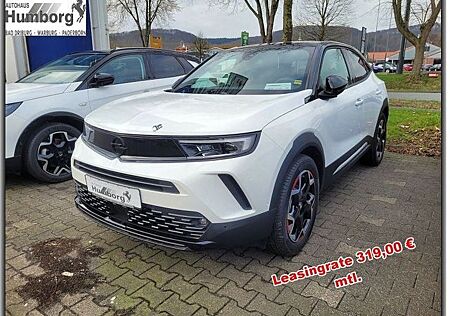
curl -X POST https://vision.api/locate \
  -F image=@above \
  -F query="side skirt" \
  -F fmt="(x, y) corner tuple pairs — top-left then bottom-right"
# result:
(322, 136), (373, 189)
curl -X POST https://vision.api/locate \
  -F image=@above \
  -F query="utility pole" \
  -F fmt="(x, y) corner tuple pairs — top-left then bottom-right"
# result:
(397, 0), (412, 74)
(384, 6), (394, 63)
(373, 0), (382, 54)
(360, 27), (367, 56)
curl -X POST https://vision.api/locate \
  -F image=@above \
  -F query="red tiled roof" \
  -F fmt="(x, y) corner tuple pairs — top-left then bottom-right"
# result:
(367, 51), (398, 61)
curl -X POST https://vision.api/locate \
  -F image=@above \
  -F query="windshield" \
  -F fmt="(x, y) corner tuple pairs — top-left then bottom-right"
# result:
(19, 53), (107, 84)
(173, 46), (315, 95)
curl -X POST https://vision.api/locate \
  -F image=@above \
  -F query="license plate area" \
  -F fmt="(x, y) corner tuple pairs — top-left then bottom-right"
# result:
(85, 175), (142, 209)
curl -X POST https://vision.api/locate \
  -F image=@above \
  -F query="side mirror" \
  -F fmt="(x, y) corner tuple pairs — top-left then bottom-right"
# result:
(318, 75), (348, 99)
(89, 73), (115, 88)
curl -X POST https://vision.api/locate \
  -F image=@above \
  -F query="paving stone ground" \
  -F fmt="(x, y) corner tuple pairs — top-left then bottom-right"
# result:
(6, 153), (441, 316)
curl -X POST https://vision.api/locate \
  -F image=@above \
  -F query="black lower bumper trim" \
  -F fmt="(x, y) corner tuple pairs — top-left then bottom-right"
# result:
(75, 196), (275, 250)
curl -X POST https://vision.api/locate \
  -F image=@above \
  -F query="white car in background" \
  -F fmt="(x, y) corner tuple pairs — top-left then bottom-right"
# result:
(6, 48), (198, 183)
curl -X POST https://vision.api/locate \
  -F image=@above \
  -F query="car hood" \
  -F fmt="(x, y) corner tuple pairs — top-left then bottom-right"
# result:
(6, 82), (73, 103)
(86, 90), (312, 135)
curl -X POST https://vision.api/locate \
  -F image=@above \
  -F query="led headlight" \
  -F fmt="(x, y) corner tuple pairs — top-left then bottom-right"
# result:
(5, 102), (23, 117)
(179, 133), (259, 159)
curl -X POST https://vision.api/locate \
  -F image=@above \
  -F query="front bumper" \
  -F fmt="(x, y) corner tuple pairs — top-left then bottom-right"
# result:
(71, 134), (283, 249)
(5, 112), (27, 159)
(75, 182), (275, 249)
(72, 135), (282, 223)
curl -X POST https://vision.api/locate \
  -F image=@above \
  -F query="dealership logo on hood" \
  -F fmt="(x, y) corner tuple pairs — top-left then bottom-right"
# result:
(6, 0), (86, 36)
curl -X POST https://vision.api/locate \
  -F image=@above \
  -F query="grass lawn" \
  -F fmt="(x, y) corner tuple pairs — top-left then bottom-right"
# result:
(377, 73), (441, 92)
(387, 107), (441, 156)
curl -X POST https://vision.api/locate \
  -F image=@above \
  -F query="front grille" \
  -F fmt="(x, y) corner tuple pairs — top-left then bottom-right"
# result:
(83, 124), (185, 159)
(76, 183), (209, 241)
(74, 160), (179, 194)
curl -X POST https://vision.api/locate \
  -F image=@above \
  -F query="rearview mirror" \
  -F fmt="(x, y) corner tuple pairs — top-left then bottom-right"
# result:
(89, 73), (115, 88)
(318, 75), (348, 99)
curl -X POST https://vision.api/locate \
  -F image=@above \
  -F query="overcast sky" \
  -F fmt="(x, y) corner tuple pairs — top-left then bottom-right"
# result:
(137, 0), (397, 38)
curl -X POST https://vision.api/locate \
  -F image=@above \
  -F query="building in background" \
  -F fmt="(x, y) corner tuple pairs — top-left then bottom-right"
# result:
(6, 0), (110, 82)
(386, 43), (441, 65)
(175, 42), (188, 52)
(377, 43), (442, 65)
(367, 51), (398, 63)
(368, 43), (441, 67)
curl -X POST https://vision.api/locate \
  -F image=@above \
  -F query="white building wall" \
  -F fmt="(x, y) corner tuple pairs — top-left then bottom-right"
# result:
(6, 36), (29, 83)
(89, 0), (110, 50)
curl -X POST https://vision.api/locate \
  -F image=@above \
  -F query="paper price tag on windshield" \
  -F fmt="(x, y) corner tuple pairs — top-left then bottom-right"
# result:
(264, 83), (292, 90)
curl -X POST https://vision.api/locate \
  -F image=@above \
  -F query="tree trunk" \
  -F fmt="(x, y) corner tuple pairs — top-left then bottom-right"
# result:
(138, 27), (146, 47)
(266, 0), (279, 43)
(257, 17), (267, 43)
(411, 41), (425, 79)
(319, 24), (326, 41)
(145, 22), (152, 47)
(283, 0), (293, 43)
(266, 17), (274, 43)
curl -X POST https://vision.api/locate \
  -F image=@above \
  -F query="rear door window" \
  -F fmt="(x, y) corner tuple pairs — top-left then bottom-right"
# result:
(150, 54), (185, 78)
(178, 58), (195, 73)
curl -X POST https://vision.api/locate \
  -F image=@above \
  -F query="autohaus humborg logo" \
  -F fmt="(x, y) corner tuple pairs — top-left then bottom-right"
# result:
(5, 0), (87, 36)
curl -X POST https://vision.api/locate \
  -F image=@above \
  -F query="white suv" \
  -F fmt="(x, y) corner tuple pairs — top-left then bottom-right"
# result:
(72, 42), (388, 256)
(6, 48), (198, 183)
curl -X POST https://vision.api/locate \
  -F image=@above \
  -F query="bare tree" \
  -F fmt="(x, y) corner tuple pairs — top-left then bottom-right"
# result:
(283, 0), (293, 43)
(192, 32), (210, 61)
(296, 0), (353, 41)
(392, 0), (441, 77)
(212, 0), (280, 43)
(107, 0), (179, 47)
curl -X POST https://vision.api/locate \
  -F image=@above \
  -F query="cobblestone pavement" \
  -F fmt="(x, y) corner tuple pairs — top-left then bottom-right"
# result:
(6, 153), (441, 316)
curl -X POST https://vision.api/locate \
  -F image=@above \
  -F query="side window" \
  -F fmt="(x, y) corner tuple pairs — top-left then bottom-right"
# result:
(178, 57), (194, 73)
(150, 54), (185, 78)
(319, 48), (350, 89)
(96, 54), (146, 85)
(344, 49), (370, 83)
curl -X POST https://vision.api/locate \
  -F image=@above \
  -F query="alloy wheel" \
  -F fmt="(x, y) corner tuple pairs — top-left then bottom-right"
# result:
(37, 131), (77, 176)
(376, 118), (386, 161)
(286, 170), (316, 243)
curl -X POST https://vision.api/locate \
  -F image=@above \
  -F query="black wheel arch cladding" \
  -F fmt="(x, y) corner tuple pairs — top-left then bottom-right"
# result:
(14, 112), (84, 157)
(269, 132), (324, 215)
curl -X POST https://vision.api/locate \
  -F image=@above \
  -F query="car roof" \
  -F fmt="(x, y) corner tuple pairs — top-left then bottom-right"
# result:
(228, 40), (356, 50)
(68, 47), (200, 62)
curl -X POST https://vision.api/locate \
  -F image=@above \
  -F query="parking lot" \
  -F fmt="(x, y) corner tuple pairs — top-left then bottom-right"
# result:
(6, 152), (441, 316)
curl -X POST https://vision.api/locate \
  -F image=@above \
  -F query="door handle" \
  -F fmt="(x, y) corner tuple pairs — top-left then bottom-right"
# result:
(79, 102), (88, 107)
(375, 89), (382, 95)
(355, 98), (364, 107)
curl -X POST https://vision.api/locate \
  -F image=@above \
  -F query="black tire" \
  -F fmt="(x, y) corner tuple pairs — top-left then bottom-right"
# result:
(268, 155), (319, 257)
(362, 112), (387, 166)
(24, 123), (81, 183)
